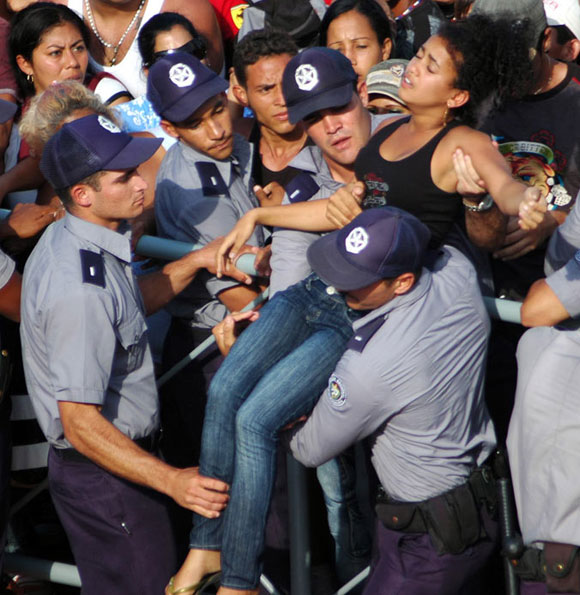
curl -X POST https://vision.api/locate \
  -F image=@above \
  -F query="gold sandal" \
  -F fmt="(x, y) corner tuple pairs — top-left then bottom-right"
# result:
(166, 570), (221, 594)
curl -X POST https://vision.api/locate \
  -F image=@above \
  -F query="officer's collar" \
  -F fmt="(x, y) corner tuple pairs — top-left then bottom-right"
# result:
(290, 143), (335, 179)
(351, 266), (433, 333)
(178, 133), (251, 187)
(64, 213), (132, 263)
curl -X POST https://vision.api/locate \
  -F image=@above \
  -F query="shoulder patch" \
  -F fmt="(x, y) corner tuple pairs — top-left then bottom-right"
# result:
(327, 374), (347, 408)
(80, 249), (105, 288)
(285, 172), (320, 203)
(195, 162), (229, 196)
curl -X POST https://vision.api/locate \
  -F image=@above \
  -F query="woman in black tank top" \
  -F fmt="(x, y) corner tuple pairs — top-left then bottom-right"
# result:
(220, 15), (547, 261)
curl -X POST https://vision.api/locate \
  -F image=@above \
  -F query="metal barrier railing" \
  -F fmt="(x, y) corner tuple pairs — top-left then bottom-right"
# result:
(4, 227), (523, 593)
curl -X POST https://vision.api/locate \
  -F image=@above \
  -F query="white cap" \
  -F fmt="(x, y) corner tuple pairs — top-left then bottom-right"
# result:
(544, 0), (580, 40)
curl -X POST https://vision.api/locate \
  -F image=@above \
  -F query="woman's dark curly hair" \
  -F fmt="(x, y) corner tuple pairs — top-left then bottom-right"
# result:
(438, 14), (534, 127)
(9, 2), (90, 98)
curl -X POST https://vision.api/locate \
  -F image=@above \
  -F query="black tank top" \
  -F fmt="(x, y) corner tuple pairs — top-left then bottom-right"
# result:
(354, 117), (463, 247)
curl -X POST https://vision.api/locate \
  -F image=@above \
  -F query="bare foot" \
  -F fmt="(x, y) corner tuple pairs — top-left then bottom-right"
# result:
(166, 549), (221, 594)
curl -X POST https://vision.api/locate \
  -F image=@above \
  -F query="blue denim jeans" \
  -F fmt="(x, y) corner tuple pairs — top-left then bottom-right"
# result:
(190, 274), (362, 589)
(317, 449), (373, 590)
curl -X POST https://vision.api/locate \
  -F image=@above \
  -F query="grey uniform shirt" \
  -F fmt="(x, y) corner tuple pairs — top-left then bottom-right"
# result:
(0, 248), (15, 291)
(155, 134), (263, 327)
(289, 247), (496, 502)
(545, 194), (580, 275)
(21, 214), (159, 449)
(270, 114), (392, 296)
(508, 239), (580, 546)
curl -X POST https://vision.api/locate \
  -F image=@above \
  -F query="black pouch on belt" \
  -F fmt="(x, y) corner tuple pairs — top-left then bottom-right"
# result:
(375, 499), (425, 533)
(544, 542), (580, 593)
(419, 482), (482, 555)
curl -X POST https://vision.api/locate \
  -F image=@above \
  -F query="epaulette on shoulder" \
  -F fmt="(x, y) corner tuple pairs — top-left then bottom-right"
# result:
(195, 162), (229, 196)
(79, 249), (105, 288)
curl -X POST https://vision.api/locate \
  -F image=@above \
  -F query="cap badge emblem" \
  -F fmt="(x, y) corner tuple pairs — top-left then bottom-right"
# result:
(345, 227), (369, 254)
(295, 64), (319, 91)
(169, 63), (195, 88)
(97, 116), (121, 133)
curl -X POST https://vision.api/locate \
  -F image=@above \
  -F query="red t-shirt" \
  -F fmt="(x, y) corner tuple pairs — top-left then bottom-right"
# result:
(208, 0), (249, 40)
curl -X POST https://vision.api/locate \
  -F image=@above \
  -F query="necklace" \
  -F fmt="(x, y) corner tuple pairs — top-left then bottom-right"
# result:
(84, 0), (146, 66)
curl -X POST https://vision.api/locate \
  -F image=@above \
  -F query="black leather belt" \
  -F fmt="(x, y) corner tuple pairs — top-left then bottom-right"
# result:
(53, 433), (158, 464)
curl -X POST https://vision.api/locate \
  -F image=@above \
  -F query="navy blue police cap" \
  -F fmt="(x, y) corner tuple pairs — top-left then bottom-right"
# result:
(40, 114), (162, 190)
(307, 207), (431, 291)
(147, 51), (228, 123)
(282, 47), (358, 125)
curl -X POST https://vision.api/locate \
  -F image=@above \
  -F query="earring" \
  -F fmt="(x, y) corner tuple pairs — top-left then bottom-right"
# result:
(26, 73), (33, 83)
(442, 106), (449, 125)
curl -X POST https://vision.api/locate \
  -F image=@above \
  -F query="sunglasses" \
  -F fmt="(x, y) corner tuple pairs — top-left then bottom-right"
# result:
(149, 39), (207, 67)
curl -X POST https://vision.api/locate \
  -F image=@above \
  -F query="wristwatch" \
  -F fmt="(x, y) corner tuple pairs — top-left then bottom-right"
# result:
(462, 195), (494, 212)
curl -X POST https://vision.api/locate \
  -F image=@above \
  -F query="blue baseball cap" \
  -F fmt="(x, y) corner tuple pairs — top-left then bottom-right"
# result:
(0, 99), (16, 124)
(147, 52), (228, 122)
(282, 47), (358, 125)
(40, 114), (162, 190)
(307, 208), (431, 291)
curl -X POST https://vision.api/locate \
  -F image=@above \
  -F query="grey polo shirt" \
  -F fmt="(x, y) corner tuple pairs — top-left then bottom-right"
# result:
(21, 214), (159, 449)
(508, 248), (580, 547)
(0, 248), (15, 290)
(155, 133), (263, 327)
(270, 113), (392, 296)
(545, 194), (580, 275)
(288, 247), (495, 502)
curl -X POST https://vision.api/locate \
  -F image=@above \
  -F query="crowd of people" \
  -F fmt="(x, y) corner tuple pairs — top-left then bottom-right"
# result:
(0, 0), (579, 594)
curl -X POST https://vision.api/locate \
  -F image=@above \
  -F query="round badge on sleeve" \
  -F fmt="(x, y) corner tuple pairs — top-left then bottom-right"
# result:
(345, 227), (369, 254)
(98, 116), (121, 133)
(295, 64), (319, 91)
(169, 63), (195, 88)
(327, 374), (347, 408)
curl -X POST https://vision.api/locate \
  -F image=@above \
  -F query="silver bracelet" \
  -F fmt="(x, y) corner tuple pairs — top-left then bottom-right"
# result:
(462, 195), (494, 212)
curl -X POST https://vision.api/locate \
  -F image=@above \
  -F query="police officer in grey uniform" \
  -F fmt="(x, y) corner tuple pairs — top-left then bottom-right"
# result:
(147, 52), (266, 552)
(20, 114), (235, 595)
(287, 207), (498, 595)
(506, 204), (580, 594)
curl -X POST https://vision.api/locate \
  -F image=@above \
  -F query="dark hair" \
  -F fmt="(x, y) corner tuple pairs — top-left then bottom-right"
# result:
(233, 29), (299, 88)
(438, 14), (534, 126)
(553, 24), (576, 45)
(319, 0), (393, 48)
(138, 12), (207, 69)
(56, 170), (105, 208)
(453, 0), (475, 21)
(9, 2), (90, 98)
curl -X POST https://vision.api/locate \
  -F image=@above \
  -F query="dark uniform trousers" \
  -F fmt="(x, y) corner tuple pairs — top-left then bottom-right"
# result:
(48, 447), (177, 595)
(364, 505), (498, 595)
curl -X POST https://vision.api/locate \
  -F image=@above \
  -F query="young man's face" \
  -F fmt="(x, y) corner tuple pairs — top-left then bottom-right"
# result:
(303, 93), (371, 175)
(243, 53), (297, 136)
(77, 167), (147, 229)
(169, 93), (234, 160)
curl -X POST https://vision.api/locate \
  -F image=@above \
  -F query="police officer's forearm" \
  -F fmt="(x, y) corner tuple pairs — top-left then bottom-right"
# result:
(138, 244), (244, 316)
(58, 401), (181, 491)
(58, 401), (229, 515)
(138, 250), (205, 316)
(520, 279), (570, 327)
